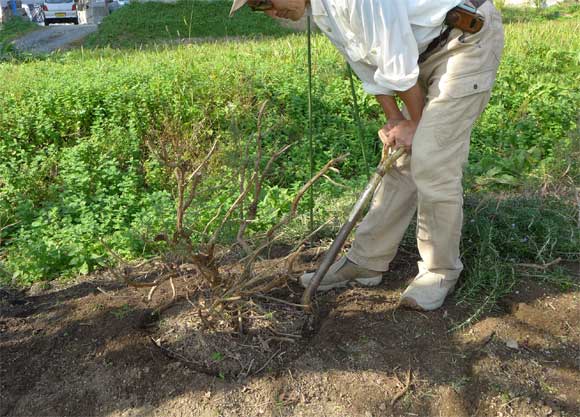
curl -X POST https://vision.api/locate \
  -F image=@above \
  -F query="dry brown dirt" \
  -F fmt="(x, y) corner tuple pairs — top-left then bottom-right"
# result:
(1, 250), (579, 417)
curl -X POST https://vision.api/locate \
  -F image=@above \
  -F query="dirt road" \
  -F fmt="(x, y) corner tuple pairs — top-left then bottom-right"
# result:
(12, 23), (97, 53)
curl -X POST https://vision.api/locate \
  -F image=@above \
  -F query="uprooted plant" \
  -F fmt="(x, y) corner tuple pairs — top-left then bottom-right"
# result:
(108, 101), (346, 361)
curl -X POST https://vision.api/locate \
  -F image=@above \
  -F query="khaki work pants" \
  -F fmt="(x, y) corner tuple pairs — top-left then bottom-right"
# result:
(348, 1), (505, 284)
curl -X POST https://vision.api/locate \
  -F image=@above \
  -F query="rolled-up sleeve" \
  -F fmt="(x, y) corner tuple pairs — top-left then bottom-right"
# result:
(348, 0), (420, 94)
(347, 58), (395, 96)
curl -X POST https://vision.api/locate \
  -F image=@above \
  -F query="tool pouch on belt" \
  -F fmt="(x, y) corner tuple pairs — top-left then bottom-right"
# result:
(445, 3), (485, 34)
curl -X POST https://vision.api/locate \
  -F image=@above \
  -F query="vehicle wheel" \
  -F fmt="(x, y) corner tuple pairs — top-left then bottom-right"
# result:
(44, 20), (49, 26)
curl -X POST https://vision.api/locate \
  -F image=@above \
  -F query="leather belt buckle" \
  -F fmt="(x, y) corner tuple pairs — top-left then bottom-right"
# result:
(445, 1), (486, 34)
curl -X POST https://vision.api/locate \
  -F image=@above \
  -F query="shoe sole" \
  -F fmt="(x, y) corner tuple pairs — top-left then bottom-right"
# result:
(301, 275), (383, 292)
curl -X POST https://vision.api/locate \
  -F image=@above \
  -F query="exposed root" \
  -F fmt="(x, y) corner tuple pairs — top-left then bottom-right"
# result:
(391, 368), (413, 406)
(252, 349), (283, 376)
(147, 285), (159, 302)
(253, 294), (306, 309)
(286, 245), (304, 275)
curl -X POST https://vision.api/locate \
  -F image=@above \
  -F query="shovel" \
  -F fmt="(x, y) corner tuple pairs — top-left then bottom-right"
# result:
(301, 146), (405, 311)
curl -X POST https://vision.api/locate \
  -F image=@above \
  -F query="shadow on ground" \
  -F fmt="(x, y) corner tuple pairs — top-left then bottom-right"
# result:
(1, 251), (578, 417)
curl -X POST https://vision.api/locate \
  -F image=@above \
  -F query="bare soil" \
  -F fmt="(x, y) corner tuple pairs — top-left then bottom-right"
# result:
(1, 250), (579, 417)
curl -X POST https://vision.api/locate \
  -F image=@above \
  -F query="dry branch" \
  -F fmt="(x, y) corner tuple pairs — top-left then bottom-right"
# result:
(186, 139), (219, 184)
(252, 349), (282, 376)
(175, 139), (219, 242)
(241, 155), (345, 286)
(286, 244), (304, 275)
(391, 368), (412, 406)
(209, 172), (258, 246)
(236, 142), (293, 255)
(234, 101), (294, 256)
(212, 102), (269, 248)
(515, 257), (562, 270)
(574, 185), (580, 228)
(286, 219), (333, 257)
(266, 154), (348, 241)
(214, 153), (347, 308)
(254, 294), (306, 309)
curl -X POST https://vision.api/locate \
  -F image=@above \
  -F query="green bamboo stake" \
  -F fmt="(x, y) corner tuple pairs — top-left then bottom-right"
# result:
(307, 16), (314, 235)
(346, 63), (370, 179)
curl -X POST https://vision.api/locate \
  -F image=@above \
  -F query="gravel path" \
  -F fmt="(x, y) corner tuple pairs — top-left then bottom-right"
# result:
(12, 24), (98, 53)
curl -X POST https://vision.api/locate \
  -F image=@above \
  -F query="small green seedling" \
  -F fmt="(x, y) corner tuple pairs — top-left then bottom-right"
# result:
(111, 303), (133, 319)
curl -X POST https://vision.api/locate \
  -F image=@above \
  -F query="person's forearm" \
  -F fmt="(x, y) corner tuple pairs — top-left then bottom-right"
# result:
(396, 83), (425, 123)
(375, 95), (404, 121)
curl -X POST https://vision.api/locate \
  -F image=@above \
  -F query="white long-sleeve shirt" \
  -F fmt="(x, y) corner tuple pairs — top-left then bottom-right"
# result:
(310, 0), (462, 96)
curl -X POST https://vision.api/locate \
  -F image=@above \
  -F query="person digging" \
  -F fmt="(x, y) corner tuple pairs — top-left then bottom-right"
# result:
(230, 0), (504, 311)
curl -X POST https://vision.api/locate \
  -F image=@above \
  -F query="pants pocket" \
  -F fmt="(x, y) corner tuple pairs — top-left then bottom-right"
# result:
(440, 70), (496, 99)
(420, 89), (490, 148)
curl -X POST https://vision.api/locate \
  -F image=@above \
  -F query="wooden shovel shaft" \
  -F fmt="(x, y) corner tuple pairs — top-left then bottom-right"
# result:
(301, 147), (405, 310)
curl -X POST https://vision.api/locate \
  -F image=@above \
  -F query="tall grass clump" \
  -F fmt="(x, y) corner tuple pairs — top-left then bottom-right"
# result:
(454, 195), (579, 325)
(393, 190), (579, 325)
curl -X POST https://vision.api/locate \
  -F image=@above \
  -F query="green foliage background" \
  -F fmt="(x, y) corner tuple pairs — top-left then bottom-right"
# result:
(0, 1), (579, 289)
(83, 0), (295, 48)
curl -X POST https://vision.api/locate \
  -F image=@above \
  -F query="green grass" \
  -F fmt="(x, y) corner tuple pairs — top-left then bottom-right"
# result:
(498, 0), (580, 23)
(83, 0), (296, 49)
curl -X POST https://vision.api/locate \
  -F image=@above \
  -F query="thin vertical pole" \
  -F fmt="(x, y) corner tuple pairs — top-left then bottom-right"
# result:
(307, 16), (314, 235)
(346, 63), (370, 179)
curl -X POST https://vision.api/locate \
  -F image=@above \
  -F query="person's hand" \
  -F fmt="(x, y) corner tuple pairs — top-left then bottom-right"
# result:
(385, 118), (404, 132)
(378, 118), (405, 149)
(265, 9), (286, 18)
(379, 119), (417, 153)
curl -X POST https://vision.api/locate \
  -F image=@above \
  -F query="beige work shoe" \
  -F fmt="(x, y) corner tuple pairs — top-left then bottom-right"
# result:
(299, 257), (383, 292)
(398, 270), (457, 311)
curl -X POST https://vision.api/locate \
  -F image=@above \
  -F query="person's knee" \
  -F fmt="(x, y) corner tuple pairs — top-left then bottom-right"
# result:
(411, 150), (462, 203)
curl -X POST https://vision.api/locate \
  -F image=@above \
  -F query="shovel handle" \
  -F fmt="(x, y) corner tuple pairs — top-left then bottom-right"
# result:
(301, 147), (405, 311)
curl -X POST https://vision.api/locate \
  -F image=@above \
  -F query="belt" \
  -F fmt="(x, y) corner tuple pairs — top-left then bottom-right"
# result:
(418, 0), (487, 64)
